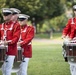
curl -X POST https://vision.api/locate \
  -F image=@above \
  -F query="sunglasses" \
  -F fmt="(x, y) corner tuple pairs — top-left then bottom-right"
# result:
(12, 12), (18, 15)
(3, 12), (12, 16)
(73, 9), (76, 11)
(18, 18), (26, 21)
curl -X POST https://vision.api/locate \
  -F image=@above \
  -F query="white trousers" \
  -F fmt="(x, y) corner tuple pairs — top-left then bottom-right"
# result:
(17, 58), (30, 75)
(68, 62), (76, 75)
(1, 55), (15, 75)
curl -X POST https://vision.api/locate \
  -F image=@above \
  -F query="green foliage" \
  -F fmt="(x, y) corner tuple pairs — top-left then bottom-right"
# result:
(66, 2), (72, 9)
(35, 32), (62, 39)
(0, 0), (70, 32)
(35, 33), (50, 39)
(40, 14), (68, 32)
(0, 0), (6, 22)
(40, 19), (51, 32)
(0, 0), (6, 8)
(50, 14), (68, 31)
(4, 0), (64, 20)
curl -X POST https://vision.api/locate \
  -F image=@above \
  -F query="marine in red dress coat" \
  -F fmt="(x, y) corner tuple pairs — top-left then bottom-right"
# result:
(0, 8), (21, 56)
(20, 24), (34, 58)
(17, 14), (34, 75)
(62, 18), (76, 39)
(0, 20), (20, 55)
(62, 5), (76, 75)
(0, 9), (20, 55)
(0, 8), (21, 75)
(69, 18), (76, 39)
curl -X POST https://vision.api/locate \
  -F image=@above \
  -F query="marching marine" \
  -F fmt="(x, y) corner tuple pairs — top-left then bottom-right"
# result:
(17, 14), (35, 75)
(0, 8), (20, 75)
(62, 5), (76, 75)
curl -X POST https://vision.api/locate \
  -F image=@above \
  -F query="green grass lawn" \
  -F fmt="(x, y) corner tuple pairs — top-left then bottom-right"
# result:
(28, 44), (70, 75)
(0, 40), (71, 75)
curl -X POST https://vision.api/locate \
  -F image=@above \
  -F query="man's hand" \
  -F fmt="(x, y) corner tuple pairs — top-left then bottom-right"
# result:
(0, 40), (3, 45)
(61, 35), (66, 39)
(68, 38), (72, 41)
(17, 41), (23, 46)
(17, 42), (21, 46)
(3, 41), (8, 46)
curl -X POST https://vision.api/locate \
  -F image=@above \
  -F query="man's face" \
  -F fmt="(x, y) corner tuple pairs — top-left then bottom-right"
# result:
(11, 14), (18, 21)
(18, 18), (27, 26)
(2, 12), (12, 21)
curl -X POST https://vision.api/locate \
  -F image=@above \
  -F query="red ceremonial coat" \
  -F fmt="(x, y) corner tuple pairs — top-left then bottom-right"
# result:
(62, 18), (76, 39)
(0, 21), (20, 55)
(20, 24), (34, 58)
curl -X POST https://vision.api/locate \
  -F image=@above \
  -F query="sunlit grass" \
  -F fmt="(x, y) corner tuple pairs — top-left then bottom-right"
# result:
(28, 44), (70, 75)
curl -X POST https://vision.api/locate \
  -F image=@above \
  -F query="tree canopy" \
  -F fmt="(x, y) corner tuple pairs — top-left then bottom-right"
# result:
(0, 0), (64, 20)
(0, 0), (72, 32)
